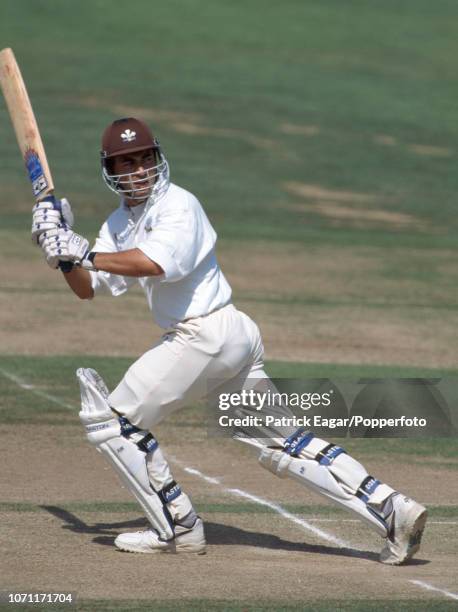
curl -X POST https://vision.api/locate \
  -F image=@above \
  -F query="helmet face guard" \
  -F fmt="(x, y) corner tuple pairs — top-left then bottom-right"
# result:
(100, 117), (170, 203)
(102, 149), (170, 202)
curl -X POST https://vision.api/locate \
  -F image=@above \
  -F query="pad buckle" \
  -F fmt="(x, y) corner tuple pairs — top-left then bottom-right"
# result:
(283, 428), (315, 456)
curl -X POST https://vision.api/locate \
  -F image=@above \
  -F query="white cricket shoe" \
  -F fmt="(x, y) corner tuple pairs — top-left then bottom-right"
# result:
(114, 517), (206, 554)
(379, 494), (427, 565)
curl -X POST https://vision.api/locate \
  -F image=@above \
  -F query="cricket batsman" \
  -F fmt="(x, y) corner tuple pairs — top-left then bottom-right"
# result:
(32, 117), (427, 563)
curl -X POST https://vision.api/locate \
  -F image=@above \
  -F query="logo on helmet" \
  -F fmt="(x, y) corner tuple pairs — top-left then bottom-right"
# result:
(121, 129), (136, 143)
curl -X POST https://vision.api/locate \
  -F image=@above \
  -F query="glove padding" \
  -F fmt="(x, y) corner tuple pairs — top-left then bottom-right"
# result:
(31, 196), (74, 244)
(40, 227), (94, 270)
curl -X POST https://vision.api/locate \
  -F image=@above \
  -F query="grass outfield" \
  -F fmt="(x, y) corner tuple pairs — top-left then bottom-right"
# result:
(1, 2), (457, 371)
(1, 355), (457, 453)
(0, 1), (457, 248)
(1, 354), (457, 416)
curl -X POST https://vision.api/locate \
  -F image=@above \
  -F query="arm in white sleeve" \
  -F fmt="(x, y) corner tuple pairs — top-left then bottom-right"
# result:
(137, 195), (215, 283)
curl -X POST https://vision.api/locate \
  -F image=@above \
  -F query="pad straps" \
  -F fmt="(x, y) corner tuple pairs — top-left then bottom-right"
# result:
(118, 416), (182, 511)
(283, 427), (383, 502)
(158, 480), (183, 505)
(119, 416), (159, 453)
(284, 429), (346, 465)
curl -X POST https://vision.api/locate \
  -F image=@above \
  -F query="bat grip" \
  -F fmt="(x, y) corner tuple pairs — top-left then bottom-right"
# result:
(37, 193), (59, 210)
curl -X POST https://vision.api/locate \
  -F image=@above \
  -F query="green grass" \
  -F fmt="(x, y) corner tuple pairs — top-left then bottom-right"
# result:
(0, 356), (457, 457)
(0, 354), (455, 414)
(1, 500), (456, 518)
(1, 1), (458, 249)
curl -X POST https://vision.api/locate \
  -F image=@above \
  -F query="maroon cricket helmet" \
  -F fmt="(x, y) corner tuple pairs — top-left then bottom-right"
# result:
(101, 117), (159, 159)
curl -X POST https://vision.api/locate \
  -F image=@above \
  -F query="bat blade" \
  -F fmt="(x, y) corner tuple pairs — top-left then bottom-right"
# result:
(0, 47), (54, 201)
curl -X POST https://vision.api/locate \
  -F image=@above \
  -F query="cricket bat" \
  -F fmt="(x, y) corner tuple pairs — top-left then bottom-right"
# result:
(0, 47), (54, 201)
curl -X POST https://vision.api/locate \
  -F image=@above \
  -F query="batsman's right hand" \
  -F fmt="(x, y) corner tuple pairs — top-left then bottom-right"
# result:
(31, 196), (74, 244)
(39, 227), (90, 270)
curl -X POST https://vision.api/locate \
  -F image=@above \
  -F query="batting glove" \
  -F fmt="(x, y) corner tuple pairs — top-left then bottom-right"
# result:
(31, 196), (74, 244)
(40, 228), (96, 271)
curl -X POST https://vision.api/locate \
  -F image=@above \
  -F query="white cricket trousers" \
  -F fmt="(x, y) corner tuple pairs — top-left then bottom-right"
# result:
(108, 304), (267, 430)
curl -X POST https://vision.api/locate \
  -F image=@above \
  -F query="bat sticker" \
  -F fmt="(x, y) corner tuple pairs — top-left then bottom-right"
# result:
(25, 147), (48, 196)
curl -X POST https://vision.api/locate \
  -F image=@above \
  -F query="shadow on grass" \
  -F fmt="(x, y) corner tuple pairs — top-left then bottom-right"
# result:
(40, 505), (146, 534)
(39, 504), (428, 566)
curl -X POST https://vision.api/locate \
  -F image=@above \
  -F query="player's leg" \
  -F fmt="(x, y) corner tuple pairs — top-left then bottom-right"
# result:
(77, 367), (205, 554)
(212, 317), (428, 566)
(80, 305), (259, 553)
(107, 305), (262, 430)
(256, 426), (427, 564)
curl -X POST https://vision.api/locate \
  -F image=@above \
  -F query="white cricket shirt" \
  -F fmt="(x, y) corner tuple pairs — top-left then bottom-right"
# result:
(89, 183), (232, 328)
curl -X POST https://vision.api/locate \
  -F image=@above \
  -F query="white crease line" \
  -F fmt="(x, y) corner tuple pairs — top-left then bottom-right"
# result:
(177, 460), (458, 601)
(182, 464), (359, 552)
(227, 486), (357, 550)
(185, 467), (221, 485)
(0, 367), (76, 410)
(409, 580), (458, 601)
(182, 467), (456, 525)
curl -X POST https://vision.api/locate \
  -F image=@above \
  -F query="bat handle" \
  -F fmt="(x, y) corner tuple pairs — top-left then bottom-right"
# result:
(36, 192), (60, 212)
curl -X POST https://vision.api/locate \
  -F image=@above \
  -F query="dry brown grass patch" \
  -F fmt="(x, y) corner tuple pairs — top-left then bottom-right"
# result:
(283, 181), (430, 231)
(408, 144), (453, 158)
(279, 122), (320, 136)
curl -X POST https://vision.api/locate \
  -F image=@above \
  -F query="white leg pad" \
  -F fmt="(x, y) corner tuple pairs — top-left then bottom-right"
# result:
(293, 435), (395, 505)
(77, 367), (174, 541)
(259, 439), (395, 537)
